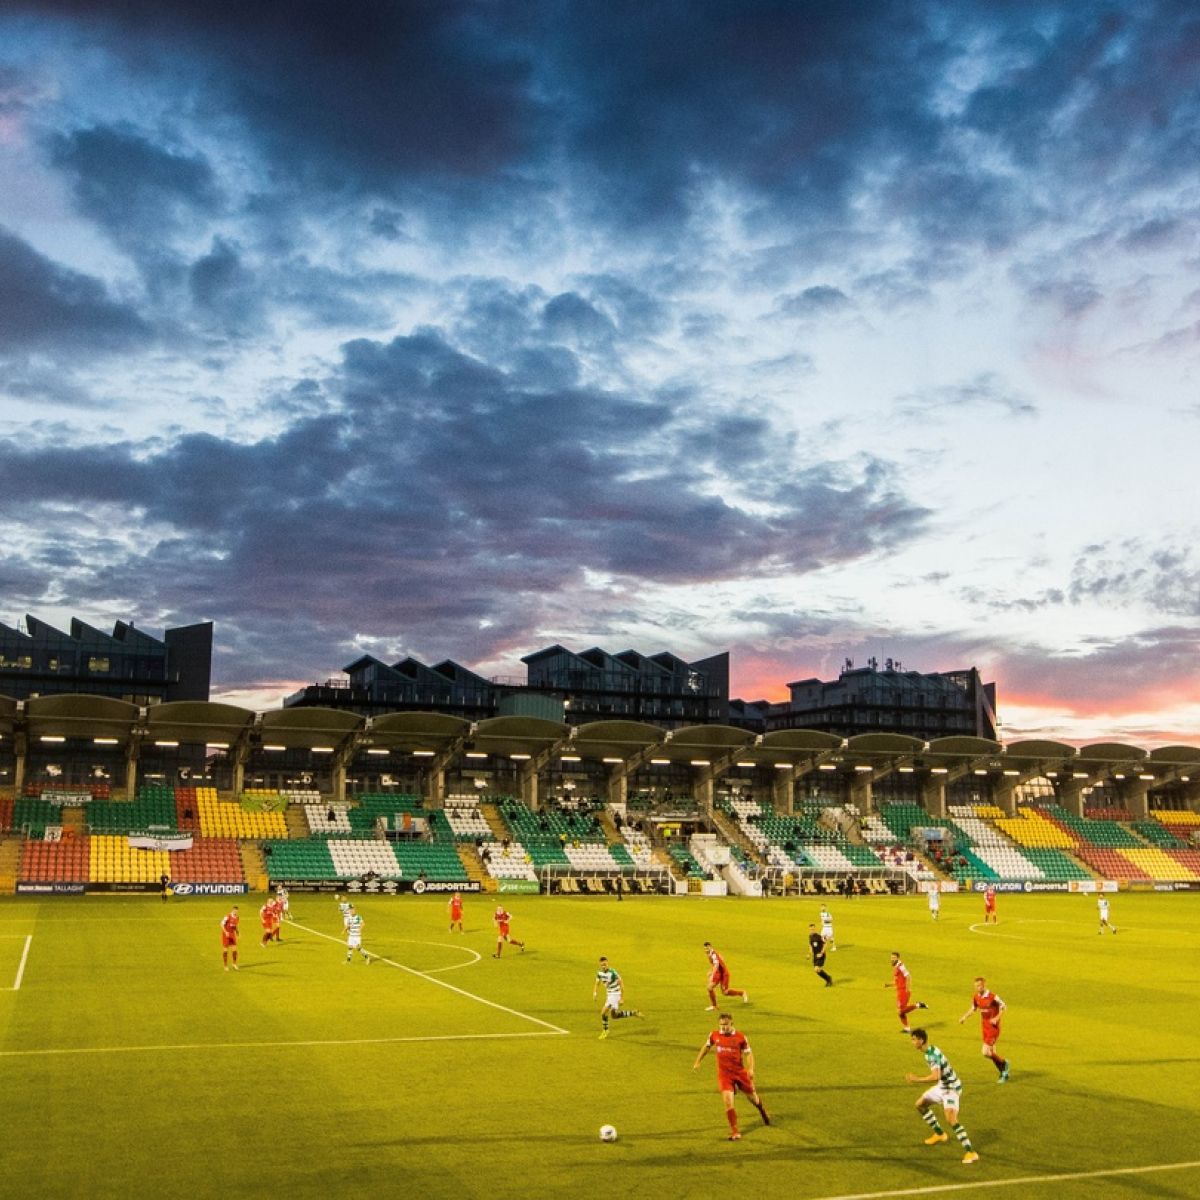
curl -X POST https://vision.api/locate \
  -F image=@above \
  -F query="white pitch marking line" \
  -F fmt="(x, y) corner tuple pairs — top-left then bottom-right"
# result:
(0, 1030), (565, 1060)
(12, 935), (32, 991)
(290, 921), (568, 1034)
(807, 1157), (1200, 1200)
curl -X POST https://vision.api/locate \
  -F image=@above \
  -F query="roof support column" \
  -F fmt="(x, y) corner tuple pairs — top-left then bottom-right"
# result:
(850, 772), (874, 815)
(606, 763), (628, 809)
(693, 766), (714, 820)
(124, 740), (139, 800)
(520, 763), (539, 810)
(993, 780), (1018, 817)
(12, 731), (26, 797)
(772, 767), (796, 815)
(230, 738), (252, 799)
(920, 777), (946, 819)
(1056, 780), (1085, 818)
(1184, 781), (1200, 814)
(421, 765), (445, 809)
(1122, 780), (1149, 821)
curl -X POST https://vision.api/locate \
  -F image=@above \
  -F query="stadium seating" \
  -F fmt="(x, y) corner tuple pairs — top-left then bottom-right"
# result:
(441, 797), (492, 841)
(481, 841), (539, 880)
(168, 838), (244, 882)
(20, 837), (90, 883)
(391, 843), (469, 882)
(198, 792), (288, 839)
(327, 839), (404, 880)
(88, 834), (170, 883)
(263, 840), (337, 880)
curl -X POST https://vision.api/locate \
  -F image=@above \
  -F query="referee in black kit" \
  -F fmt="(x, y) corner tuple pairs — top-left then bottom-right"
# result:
(809, 923), (833, 987)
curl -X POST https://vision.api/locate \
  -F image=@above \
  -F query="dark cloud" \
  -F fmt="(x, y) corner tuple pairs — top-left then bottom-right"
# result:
(777, 285), (852, 319)
(49, 124), (220, 240)
(0, 226), (150, 354)
(0, 318), (929, 674)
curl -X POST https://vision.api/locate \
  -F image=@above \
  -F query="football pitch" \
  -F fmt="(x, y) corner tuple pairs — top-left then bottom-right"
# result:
(0, 891), (1197, 1200)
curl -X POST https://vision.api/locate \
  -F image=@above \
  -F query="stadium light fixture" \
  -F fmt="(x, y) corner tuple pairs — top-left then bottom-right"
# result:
(40, 735), (66, 743)
(1002, 769), (1020, 776)
(818, 763), (838, 771)
(735, 761), (755, 768)
(94, 737), (119, 745)
(774, 762), (794, 770)
(263, 744), (287, 752)
(207, 742), (229, 750)
(973, 768), (988, 775)
(853, 764), (872, 773)
(558, 754), (581, 762)
(366, 748), (390, 756)
(1181, 775), (1191, 782)
(1113, 772), (1125, 779)
(897, 766), (914, 773)
(650, 758), (670, 765)
(690, 759), (711, 767)
(510, 752), (532, 761)
(930, 767), (948, 775)
(311, 746), (334, 754)
(1138, 773), (1155, 781)
(154, 740), (179, 748)
(1072, 772), (1089, 779)
(602, 756), (623, 764)
(412, 750), (435, 757)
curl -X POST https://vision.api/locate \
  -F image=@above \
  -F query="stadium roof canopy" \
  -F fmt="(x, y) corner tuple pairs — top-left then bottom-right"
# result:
(24, 694), (140, 743)
(145, 701), (256, 748)
(259, 707), (364, 752)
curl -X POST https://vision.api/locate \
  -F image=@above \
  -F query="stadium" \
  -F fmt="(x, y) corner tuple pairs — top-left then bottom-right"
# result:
(4, 4), (1200, 1198)
(1, 642), (1198, 1199)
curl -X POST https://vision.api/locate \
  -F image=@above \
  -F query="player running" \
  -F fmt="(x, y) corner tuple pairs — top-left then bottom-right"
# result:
(703, 941), (748, 1009)
(983, 885), (998, 924)
(927, 884), (941, 921)
(693, 1013), (771, 1141)
(885, 951), (928, 1031)
(338, 895), (352, 930)
(345, 905), (370, 964)
(959, 976), (1010, 1082)
(448, 891), (464, 933)
(593, 956), (642, 1039)
(819, 904), (836, 950)
(1097, 895), (1117, 935)
(906, 1028), (979, 1164)
(492, 906), (526, 957)
(220, 906), (240, 971)
(808, 924), (833, 987)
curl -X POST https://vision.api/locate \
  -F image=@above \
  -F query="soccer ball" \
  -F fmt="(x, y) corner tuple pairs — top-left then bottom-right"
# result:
(599, 1124), (618, 1142)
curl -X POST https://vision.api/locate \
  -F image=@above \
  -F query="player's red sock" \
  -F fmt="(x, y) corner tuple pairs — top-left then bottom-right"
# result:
(725, 1110), (738, 1134)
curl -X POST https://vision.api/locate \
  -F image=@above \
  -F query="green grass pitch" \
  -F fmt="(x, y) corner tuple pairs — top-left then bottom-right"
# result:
(0, 891), (1197, 1200)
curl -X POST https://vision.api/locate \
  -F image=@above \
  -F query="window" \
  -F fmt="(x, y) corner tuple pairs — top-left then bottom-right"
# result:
(87, 656), (111, 673)
(0, 654), (32, 669)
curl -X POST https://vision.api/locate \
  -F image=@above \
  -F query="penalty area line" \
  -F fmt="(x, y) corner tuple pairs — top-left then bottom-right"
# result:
(0, 1030), (566, 1060)
(2, 935), (33, 991)
(807, 1157), (1200, 1200)
(289, 920), (568, 1035)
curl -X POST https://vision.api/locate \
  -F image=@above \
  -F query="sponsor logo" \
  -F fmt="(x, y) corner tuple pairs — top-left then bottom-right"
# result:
(170, 882), (248, 896)
(17, 881), (87, 895)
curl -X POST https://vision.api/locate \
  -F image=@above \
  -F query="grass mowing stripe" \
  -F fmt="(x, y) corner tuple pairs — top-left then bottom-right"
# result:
(0, 1030), (567, 1059)
(808, 1158), (1200, 1200)
(289, 919), (570, 1034)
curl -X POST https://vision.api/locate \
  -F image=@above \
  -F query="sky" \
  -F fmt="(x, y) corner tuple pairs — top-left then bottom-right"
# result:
(1, 2), (1199, 746)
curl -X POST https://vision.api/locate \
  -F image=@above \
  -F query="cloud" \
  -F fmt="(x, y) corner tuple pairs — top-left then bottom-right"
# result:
(895, 372), (1037, 420)
(777, 285), (852, 319)
(0, 225), (150, 354)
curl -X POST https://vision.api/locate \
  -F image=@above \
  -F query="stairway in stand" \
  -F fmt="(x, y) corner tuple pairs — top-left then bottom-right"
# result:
(711, 808), (765, 866)
(284, 804), (310, 839)
(240, 842), (269, 892)
(477, 802), (509, 842)
(455, 844), (497, 893)
(0, 835), (23, 894)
